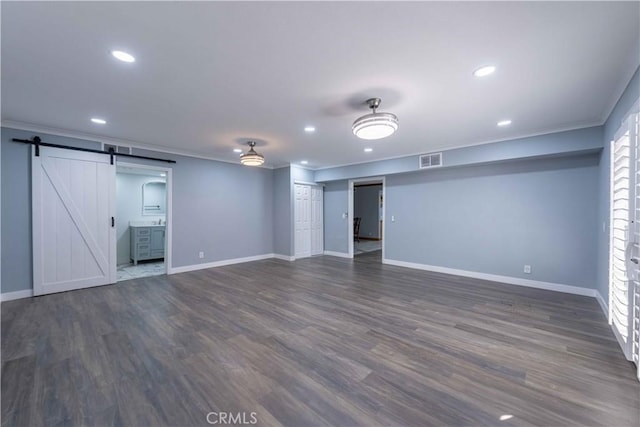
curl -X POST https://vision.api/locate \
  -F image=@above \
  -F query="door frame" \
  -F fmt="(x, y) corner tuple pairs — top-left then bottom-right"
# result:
(310, 185), (324, 256)
(293, 181), (324, 259)
(348, 176), (386, 259)
(117, 161), (173, 275)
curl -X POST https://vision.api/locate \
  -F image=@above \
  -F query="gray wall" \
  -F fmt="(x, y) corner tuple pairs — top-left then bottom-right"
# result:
(130, 149), (274, 268)
(354, 184), (381, 239)
(385, 155), (599, 288)
(273, 167), (291, 256)
(597, 66), (640, 304)
(116, 173), (166, 265)
(291, 165), (315, 184)
(319, 126), (605, 288)
(323, 180), (349, 253)
(1, 128), (275, 293)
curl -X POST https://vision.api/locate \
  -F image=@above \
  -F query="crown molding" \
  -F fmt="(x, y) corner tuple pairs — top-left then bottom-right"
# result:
(314, 121), (603, 172)
(1, 120), (275, 169)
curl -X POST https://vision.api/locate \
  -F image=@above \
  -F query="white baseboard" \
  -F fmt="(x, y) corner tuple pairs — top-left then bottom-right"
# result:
(323, 250), (351, 258)
(594, 290), (609, 319)
(1, 256), (606, 306)
(169, 253), (275, 274)
(0, 289), (34, 302)
(382, 258), (597, 298)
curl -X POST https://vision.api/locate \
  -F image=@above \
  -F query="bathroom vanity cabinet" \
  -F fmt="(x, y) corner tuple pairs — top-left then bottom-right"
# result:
(130, 225), (165, 265)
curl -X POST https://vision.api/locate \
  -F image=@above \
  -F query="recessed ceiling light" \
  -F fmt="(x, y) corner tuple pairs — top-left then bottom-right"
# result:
(497, 119), (512, 127)
(304, 126), (316, 132)
(364, 148), (373, 152)
(473, 65), (496, 77)
(91, 118), (107, 124)
(233, 148), (242, 153)
(111, 50), (135, 63)
(300, 160), (309, 165)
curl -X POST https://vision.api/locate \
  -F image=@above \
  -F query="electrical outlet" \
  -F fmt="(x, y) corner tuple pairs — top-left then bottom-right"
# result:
(391, 215), (395, 222)
(524, 264), (531, 274)
(199, 251), (204, 259)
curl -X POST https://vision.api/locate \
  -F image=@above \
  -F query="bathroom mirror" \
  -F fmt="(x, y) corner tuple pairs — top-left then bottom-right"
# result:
(142, 181), (166, 215)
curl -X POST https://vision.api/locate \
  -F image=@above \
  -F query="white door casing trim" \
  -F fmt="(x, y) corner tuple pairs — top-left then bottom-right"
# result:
(116, 161), (173, 276)
(348, 176), (386, 259)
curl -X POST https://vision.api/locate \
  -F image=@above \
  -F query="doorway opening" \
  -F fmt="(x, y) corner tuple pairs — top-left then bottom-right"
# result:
(116, 162), (172, 281)
(348, 177), (385, 261)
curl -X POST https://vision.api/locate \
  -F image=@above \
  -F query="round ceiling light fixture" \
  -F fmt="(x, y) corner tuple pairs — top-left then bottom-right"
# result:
(352, 98), (398, 140)
(240, 141), (265, 166)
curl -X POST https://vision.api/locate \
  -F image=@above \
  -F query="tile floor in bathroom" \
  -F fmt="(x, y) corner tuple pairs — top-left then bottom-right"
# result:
(117, 260), (165, 281)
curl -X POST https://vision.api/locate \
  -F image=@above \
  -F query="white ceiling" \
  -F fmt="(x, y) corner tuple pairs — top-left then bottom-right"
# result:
(2, 1), (639, 169)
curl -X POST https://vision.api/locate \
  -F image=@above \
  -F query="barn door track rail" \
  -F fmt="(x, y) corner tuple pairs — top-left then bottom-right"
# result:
(12, 136), (177, 165)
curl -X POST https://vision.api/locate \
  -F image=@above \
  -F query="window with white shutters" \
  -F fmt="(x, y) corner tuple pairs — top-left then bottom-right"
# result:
(610, 131), (631, 345)
(609, 107), (640, 381)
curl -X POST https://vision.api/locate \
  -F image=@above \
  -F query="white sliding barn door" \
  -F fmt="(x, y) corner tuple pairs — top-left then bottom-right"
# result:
(609, 110), (640, 380)
(294, 184), (311, 258)
(311, 186), (324, 255)
(32, 146), (116, 296)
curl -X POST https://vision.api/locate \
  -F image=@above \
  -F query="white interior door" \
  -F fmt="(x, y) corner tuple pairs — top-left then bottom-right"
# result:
(609, 110), (640, 380)
(294, 184), (311, 258)
(32, 146), (116, 296)
(311, 186), (324, 255)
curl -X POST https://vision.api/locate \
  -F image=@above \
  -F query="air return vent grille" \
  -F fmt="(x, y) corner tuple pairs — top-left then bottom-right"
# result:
(419, 152), (442, 169)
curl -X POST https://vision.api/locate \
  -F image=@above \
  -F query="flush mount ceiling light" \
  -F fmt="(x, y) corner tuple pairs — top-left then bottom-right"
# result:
(91, 118), (107, 124)
(233, 148), (242, 153)
(497, 119), (512, 127)
(304, 126), (316, 133)
(111, 50), (135, 63)
(240, 141), (264, 166)
(352, 98), (398, 140)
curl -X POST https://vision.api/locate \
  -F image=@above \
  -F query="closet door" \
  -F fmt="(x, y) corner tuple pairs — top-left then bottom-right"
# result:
(32, 146), (116, 295)
(294, 184), (311, 258)
(311, 186), (324, 255)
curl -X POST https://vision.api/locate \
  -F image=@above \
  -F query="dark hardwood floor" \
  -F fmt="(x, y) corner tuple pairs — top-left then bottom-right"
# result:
(2, 252), (639, 426)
